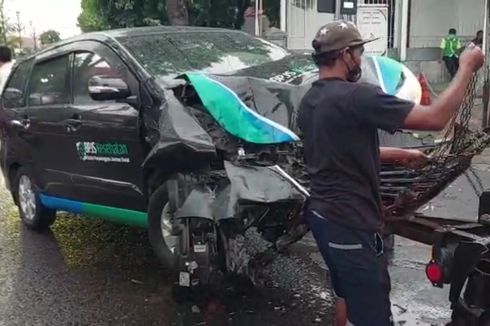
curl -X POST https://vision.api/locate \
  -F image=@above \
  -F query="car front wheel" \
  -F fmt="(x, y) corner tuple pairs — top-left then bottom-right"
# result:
(148, 184), (180, 269)
(15, 168), (56, 230)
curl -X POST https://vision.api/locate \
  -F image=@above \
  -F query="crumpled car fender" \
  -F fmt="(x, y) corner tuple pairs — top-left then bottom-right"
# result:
(175, 161), (304, 220)
(142, 88), (217, 176)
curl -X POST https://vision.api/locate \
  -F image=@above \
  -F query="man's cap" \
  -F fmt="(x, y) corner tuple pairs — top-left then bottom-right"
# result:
(312, 21), (378, 54)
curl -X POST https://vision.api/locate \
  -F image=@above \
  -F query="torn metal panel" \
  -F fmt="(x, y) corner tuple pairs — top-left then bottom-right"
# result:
(142, 88), (217, 174)
(175, 187), (216, 220)
(223, 160), (304, 203)
(183, 72), (304, 143)
(175, 161), (304, 220)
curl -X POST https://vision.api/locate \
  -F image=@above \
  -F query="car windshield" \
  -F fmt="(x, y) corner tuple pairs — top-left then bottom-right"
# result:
(117, 31), (290, 80)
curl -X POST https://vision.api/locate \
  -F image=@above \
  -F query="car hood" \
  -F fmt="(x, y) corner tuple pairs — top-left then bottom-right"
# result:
(226, 53), (318, 85)
(167, 54), (428, 147)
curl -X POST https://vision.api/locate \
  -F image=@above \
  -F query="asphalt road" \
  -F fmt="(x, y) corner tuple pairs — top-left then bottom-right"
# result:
(1, 157), (490, 326)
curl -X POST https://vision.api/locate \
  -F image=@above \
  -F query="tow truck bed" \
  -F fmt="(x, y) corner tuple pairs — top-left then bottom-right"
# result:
(387, 214), (490, 247)
(385, 196), (490, 325)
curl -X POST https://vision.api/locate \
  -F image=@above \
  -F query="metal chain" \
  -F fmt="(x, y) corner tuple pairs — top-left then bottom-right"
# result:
(428, 73), (478, 162)
(386, 72), (490, 215)
(453, 73), (478, 153)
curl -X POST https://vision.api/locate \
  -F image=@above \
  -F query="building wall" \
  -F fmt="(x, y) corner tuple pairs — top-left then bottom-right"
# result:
(286, 0), (395, 50)
(287, 0), (335, 50)
(286, 0), (486, 50)
(409, 0), (484, 48)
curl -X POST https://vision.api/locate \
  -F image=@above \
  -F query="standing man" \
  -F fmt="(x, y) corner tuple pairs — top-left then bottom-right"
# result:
(471, 30), (483, 48)
(441, 28), (462, 79)
(297, 21), (484, 326)
(241, 1), (270, 36)
(0, 46), (15, 93)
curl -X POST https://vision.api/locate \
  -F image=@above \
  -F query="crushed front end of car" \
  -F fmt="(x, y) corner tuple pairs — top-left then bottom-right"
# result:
(140, 72), (311, 289)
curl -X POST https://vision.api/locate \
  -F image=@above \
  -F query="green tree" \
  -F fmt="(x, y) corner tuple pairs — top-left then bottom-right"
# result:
(77, 0), (279, 32)
(0, 0), (7, 44)
(166, 0), (188, 25)
(78, 0), (109, 32)
(78, 0), (168, 32)
(39, 30), (61, 45)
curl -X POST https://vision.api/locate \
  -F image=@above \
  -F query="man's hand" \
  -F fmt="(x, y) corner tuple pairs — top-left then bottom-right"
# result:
(380, 147), (428, 169)
(459, 44), (484, 72)
(397, 149), (429, 169)
(403, 45), (484, 131)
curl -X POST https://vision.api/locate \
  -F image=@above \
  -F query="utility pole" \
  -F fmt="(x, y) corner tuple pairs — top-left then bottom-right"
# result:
(29, 20), (37, 51)
(399, 0), (409, 62)
(280, 0), (286, 32)
(255, 0), (262, 36)
(335, 0), (342, 20)
(15, 11), (22, 49)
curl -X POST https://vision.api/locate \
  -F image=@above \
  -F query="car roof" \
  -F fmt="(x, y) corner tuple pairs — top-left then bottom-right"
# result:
(20, 26), (246, 62)
(93, 25), (238, 38)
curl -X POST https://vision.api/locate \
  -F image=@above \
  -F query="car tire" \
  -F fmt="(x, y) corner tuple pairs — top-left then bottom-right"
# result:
(14, 168), (56, 230)
(148, 184), (179, 269)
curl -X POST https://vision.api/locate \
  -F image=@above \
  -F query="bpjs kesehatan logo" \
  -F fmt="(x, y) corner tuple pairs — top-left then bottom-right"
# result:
(76, 142), (130, 163)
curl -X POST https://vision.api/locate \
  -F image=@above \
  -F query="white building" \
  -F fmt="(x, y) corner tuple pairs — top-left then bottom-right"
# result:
(268, 0), (488, 81)
(280, 0), (485, 52)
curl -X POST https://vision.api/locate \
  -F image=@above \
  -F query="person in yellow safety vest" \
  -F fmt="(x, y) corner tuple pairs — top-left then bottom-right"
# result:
(440, 28), (462, 79)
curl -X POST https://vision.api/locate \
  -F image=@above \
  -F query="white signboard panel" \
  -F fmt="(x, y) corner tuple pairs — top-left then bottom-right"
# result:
(357, 4), (389, 56)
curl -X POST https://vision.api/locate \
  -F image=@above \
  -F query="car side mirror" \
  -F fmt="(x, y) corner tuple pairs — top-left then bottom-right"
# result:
(2, 88), (24, 108)
(88, 75), (130, 101)
(3, 88), (22, 101)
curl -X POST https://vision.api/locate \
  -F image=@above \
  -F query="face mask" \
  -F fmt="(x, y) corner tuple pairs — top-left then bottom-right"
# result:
(344, 52), (362, 83)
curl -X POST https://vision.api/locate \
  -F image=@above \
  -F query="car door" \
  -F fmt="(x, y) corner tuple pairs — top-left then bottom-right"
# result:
(66, 42), (147, 211)
(22, 54), (75, 195)
(0, 59), (35, 186)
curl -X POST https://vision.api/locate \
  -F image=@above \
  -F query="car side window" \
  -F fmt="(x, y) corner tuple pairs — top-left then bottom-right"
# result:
(2, 60), (33, 109)
(73, 51), (135, 105)
(28, 56), (70, 106)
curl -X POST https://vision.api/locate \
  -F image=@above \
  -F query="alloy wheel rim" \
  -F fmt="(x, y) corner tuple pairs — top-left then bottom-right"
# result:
(18, 175), (36, 221)
(160, 203), (179, 255)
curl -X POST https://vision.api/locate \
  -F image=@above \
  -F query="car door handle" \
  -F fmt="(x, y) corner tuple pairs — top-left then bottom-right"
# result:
(64, 115), (82, 132)
(65, 118), (82, 126)
(8, 118), (30, 130)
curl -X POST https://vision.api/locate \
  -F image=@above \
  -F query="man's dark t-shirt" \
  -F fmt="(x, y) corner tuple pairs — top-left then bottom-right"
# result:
(297, 78), (415, 231)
